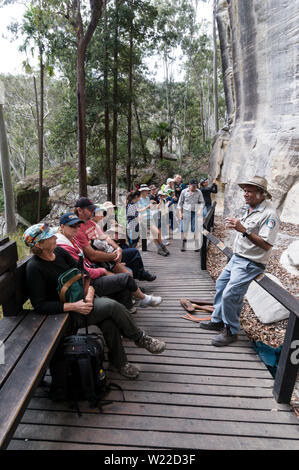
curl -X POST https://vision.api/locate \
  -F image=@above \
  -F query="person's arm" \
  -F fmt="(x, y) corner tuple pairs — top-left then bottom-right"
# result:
(177, 191), (184, 218)
(104, 236), (122, 262)
(225, 218), (272, 251)
(63, 285), (95, 315)
(82, 243), (117, 264)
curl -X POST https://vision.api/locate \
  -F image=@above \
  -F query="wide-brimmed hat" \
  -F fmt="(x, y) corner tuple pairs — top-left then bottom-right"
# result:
(59, 212), (84, 226)
(23, 223), (57, 247)
(94, 204), (107, 214)
(139, 184), (150, 191)
(238, 176), (272, 199)
(102, 201), (116, 209)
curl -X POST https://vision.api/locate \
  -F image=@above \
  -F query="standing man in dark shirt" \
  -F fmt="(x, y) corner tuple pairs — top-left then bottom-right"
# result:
(200, 178), (218, 217)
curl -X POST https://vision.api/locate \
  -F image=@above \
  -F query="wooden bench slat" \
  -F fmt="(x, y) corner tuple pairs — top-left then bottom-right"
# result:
(0, 315), (25, 342)
(0, 313), (69, 449)
(0, 241), (18, 276)
(0, 314), (46, 384)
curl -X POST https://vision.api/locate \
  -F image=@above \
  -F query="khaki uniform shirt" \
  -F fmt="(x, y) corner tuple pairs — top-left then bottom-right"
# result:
(233, 199), (279, 265)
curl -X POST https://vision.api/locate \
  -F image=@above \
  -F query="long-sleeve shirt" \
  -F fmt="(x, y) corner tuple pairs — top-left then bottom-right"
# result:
(26, 247), (79, 315)
(200, 183), (218, 207)
(55, 233), (106, 279)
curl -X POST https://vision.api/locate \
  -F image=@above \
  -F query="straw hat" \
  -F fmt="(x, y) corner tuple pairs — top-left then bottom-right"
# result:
(238, 176), (272, 199)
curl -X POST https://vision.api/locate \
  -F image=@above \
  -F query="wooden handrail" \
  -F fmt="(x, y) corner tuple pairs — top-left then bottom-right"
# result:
(202, 225), (299, 404)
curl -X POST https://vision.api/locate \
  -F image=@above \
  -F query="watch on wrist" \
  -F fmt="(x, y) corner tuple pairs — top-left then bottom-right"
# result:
(243, 228), (252, 237)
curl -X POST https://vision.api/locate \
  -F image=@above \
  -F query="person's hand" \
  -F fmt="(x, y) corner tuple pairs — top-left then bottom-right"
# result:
(73, 299), (93, 315)
(104, 270), (115, 276)
(225, 218), (245, 233)
(114, 247), (122, 263)
(180, 213), (184, 220)
(107, 251), (118, 261)
(213, 178), (217, 184)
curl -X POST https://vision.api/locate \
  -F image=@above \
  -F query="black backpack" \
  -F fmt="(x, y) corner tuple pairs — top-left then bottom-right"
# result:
(49, 331), (123, 415)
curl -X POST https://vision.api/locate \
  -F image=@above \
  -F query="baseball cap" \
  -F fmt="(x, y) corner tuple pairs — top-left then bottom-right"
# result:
(200, 178), (208, 185)
(189, 178), (198, 185)
(74, 197), (97, 210)
(166, 178), (174, 184)
(59, 212), (84, 226)
(23, 223), (57, 247)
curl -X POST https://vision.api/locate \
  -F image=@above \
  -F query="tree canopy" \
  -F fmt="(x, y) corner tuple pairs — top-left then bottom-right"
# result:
(0, 0), (226, 221)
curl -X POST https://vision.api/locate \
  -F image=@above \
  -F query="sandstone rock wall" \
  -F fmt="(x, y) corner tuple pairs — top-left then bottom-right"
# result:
(210, 0), (299, 222)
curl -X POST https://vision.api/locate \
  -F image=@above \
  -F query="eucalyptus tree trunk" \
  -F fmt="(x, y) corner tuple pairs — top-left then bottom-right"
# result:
(213, 0), (219, 133)
(73, 0), (103, 197)
(103, 0), (111, 200)
(112, 0), (119, 204)
(37, 46), (44, 222)
(126, 17), (134, 191)
(134, 103), (146, 162)
(0, 99), (17, 234)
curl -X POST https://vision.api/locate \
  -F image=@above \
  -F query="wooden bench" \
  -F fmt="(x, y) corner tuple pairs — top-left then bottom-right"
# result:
(0, 237), (69, 449)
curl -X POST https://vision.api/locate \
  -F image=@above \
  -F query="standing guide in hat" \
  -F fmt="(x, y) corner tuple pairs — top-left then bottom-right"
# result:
(23, 222), (166, 379)
(177, 178), (204, 252)
(74, 197), (156, 282)
(200, 178), (218, 217)
(200, 176), (280, 347)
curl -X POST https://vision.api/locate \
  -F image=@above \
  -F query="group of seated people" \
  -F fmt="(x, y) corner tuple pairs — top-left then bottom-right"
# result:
(23, 196), (167, 380)
(22, 175), (217, 380)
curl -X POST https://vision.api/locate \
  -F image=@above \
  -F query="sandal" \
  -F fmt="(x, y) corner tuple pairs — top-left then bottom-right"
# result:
(181, 313), (212, 323)
(189, 299), (214, 306)
(192, 304), (214, 313)
(179, 298), (196, 313)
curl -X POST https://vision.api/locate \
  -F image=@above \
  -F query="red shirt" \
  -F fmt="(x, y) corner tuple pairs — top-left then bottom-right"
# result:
(74, 219), (99, 248)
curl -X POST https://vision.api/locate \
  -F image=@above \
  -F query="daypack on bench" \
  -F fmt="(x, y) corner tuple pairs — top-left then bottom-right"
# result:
(49, 332), (123, 415)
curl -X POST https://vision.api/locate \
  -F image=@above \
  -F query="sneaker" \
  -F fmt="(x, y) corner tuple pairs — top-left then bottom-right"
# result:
(157, 247), (168, 256)
(211, 325), (238, 347)
(200, 320), (224, 331)
(139, 271), (156, 282)
(135, 334), (166, 354)
(139, 295), (162, 308)
(119, 362), (140, 379)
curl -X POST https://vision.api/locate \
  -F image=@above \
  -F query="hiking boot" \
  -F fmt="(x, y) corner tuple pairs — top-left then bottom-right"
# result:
(135, 334), (166, 354)
(157, 247), (168, 256)
(139, 295), (162, 308)
(161, 244), (170, 255)
(211, 325), (238, 347)
(139, 271), (156, 282)
(199, 320), (224, 331)
(181, 239), (186, 251)
(118, 362), (140, 379)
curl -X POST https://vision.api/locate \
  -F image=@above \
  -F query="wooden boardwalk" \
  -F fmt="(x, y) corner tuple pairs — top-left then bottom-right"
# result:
(8, 239), (299, 450)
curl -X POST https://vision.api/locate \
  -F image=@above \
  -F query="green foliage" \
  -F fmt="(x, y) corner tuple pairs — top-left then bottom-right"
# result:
(1, 0), (227, 200)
